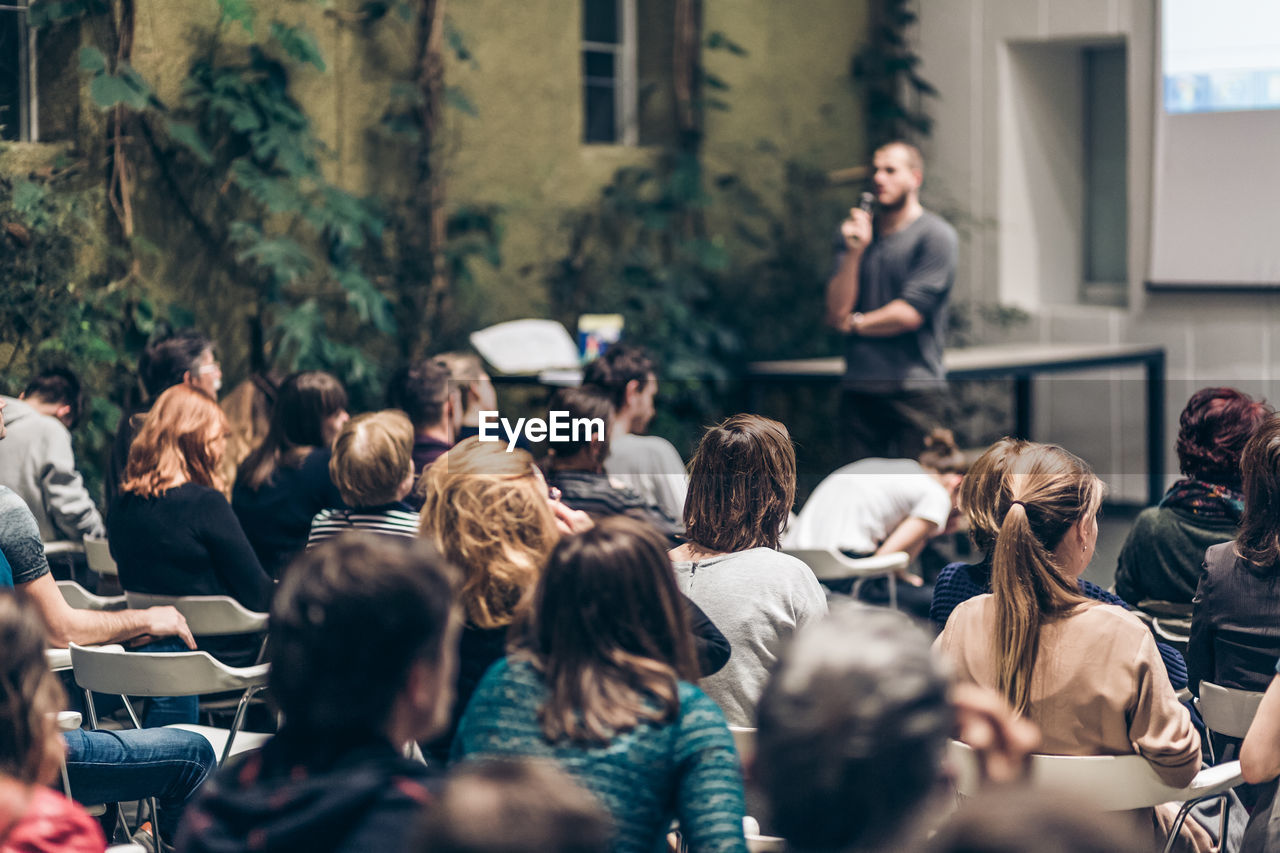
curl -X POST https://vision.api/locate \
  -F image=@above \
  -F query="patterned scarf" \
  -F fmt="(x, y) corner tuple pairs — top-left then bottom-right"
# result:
(1159, 478), (1245, 525)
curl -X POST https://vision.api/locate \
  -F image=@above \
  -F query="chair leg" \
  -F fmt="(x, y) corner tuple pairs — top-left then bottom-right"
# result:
(221, 685), (264, 764)
(1162, 794), (1222, 853)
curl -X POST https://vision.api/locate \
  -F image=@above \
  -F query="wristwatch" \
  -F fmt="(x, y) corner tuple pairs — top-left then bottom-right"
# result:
(849, 312), (865, 334)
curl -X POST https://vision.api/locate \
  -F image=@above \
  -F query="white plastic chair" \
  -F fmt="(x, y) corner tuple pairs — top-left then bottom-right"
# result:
(783, 549), (909, 609)
(83, 534), (119, 578)
(58, 580), (127, 611)
(1197, 681), (1266, 741)
(68, 643), (271, 766)
(43, 540), (86, 558)
(947, 740), (1243, 853)
(46, 648), (72, 672)
(727, 726), (787, 851)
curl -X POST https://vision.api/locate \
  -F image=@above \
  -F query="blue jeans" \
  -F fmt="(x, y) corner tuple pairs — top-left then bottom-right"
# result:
(63, 727), (216, 839)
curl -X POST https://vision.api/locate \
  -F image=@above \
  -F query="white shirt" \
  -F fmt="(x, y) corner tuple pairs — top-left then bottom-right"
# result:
(785, 458), (951, 553)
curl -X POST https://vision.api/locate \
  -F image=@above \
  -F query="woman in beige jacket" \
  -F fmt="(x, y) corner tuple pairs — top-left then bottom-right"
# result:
(936, 441), (1210, 852)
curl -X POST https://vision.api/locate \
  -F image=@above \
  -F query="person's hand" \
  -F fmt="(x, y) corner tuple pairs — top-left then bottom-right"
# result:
(895, 569), (925, 587)
(551, 500), (593, 536)
(144, 606), (196, 650)
(951, 682), (1040, 785)
(840, 207), (872, 251)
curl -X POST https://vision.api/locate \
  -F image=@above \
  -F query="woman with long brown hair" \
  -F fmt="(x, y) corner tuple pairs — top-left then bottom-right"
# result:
(936, 441), (1209, 851)
(0, 590), (106, 851)
(670, 414), (827, 727)
(232, 371), (349, 576)
(454, 517), (748, 853)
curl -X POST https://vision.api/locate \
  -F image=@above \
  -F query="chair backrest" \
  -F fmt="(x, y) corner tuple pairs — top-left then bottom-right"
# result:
(782, 549), (908, 582)
(729, 726), (756, 765)
(43, 540), (86, 557)
(124, 591), (268, 636)
(68, 643), (269, 697)
(45, 648), (72, 673)
(83, 535), (118, 578)
(1198, 681), (1266, 740)
(947, 739), (1190, 811)
(58, 580), (127, 611)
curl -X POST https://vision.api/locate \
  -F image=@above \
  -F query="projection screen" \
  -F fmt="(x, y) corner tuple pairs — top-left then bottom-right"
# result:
(1150, 0), (1280, 287)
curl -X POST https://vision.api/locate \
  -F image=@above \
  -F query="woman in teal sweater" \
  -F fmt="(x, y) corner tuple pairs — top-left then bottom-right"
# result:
(454, 516), (748, 853)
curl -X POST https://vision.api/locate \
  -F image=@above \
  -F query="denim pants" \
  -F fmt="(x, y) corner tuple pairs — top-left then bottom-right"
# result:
(63, 727), (217, 838)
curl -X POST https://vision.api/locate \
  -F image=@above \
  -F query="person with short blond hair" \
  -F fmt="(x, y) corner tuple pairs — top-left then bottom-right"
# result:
(308, 411), (421, 547)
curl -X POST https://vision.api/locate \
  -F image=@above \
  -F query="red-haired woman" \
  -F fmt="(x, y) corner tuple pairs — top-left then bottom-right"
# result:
(1116, 387), (1271, 607)
(108, 385), (271, 697)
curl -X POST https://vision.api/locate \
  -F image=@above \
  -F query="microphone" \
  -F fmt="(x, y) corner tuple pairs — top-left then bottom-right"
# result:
(859, 191), (876, 215)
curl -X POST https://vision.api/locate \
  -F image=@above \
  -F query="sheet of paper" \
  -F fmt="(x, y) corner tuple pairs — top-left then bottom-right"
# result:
(469, 319), (580, 374)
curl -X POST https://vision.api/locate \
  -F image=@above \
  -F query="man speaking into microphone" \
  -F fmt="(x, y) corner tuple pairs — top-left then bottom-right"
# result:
(825, 140), (959, 462)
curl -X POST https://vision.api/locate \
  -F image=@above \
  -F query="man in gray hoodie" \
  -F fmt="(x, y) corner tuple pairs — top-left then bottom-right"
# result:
(0, 369), (105, 544)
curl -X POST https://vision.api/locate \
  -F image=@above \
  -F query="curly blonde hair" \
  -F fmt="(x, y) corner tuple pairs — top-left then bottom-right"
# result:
(419, 437), (559, 630)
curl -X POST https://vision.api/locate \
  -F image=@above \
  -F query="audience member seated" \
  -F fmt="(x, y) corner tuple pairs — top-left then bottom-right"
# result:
(1116, 387), (1270, 609)
(417, 437), (593, 764)
(438, 351), (501, 444)
(412, 757), (613, 853)
(581, 344), (688, 527)
(670, 414), (828, 727)
(1188, 415), (1280, 813)
(935, 441), (1211, 852)
(1240, 660), (1280, 851)
(929, 437), (1189, 690)
(543, 387), (681, 541)
(757, 603), (1036, 852)
(388, 357), (460, 486)
(108, 327), (221, 510)
(0, 589), (106, 852)
(0, 453), (214, 842)
(1189, 413), (1280, 694)
(175, 534), (457, 853)
(232, 371), (349, 577)
(454, 517), (748, 853)
(109, 385), (271, 675)
(0, 369), (105, 549)
(308, 411), (420, 546)
(786, 427), (967, 615)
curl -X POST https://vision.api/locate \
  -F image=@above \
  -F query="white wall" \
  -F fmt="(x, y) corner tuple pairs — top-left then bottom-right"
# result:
(917, 0), (1280, 501)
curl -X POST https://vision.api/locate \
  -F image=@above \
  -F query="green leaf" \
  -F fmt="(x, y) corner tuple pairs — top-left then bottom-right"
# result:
(445, 86), (477, 117)
(78, 46), (106, 73)
(11, 181), (47, 218)
(705, 31), (748, 56)
(704, 72), (730, 91)
(164, 121), (215, 166)
(88, 74), (151, 111)
(217, 0), (256, 34)
(444, 20), (472, 63)
(270, 23), (326, 71)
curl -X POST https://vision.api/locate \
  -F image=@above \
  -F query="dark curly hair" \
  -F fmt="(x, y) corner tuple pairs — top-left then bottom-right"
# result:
(1176, 387), (1272, 491)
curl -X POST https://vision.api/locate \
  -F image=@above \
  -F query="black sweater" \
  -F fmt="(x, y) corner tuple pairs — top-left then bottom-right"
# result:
(232, 448), (345, 578)
(108, 482), (272, 613)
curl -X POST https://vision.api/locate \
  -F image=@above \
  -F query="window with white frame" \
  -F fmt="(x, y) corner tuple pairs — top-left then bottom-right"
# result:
(582, 0), (637, 144)
(0, 0), (36, 141)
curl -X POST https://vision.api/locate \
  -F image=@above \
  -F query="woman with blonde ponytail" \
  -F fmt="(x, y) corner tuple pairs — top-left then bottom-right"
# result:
(937, 441), (1211, 852)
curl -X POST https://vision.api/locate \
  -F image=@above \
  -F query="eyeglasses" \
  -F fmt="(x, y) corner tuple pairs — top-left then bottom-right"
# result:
(196, 361), (222, 374)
